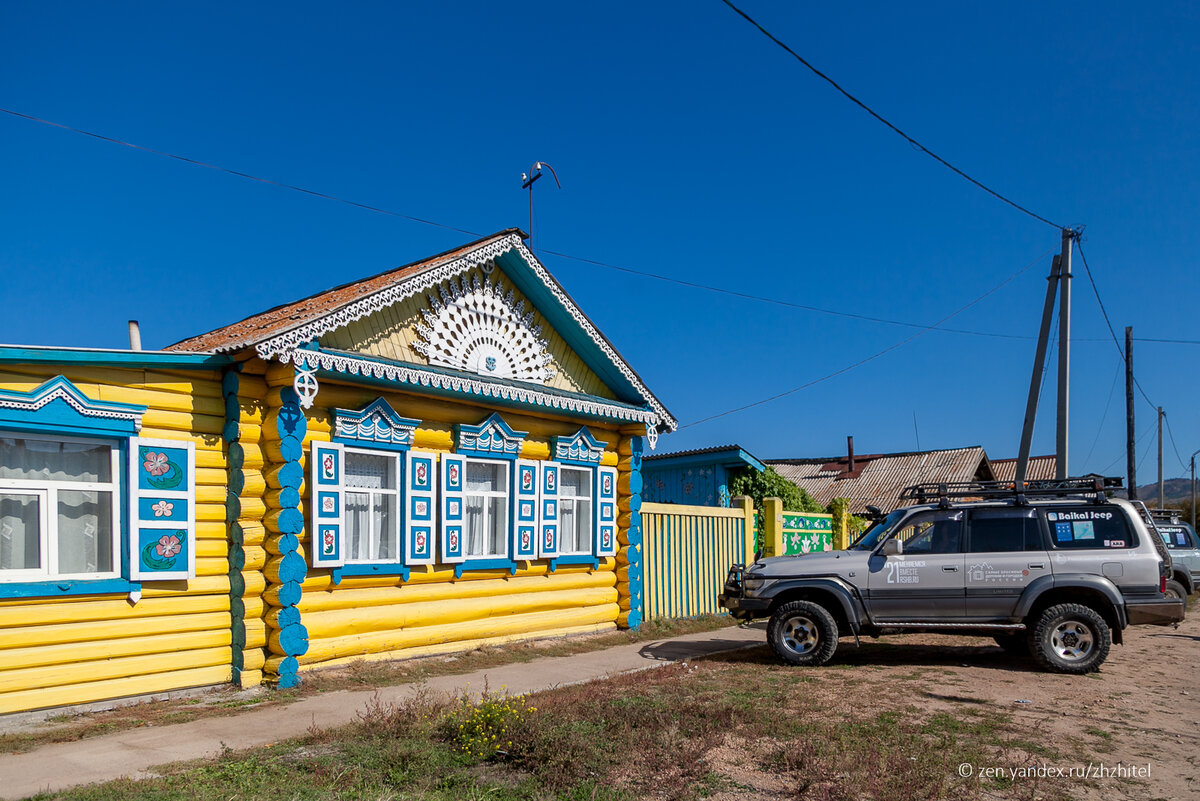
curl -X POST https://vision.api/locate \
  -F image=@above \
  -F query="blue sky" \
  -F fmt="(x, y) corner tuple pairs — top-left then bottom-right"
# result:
(2, 2), (1198, 480)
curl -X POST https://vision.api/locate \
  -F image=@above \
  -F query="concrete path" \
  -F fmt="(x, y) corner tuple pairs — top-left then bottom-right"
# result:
(0, 625), (764, 799)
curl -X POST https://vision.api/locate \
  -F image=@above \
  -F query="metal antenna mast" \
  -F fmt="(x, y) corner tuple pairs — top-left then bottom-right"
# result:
(521, 161), (561, 251)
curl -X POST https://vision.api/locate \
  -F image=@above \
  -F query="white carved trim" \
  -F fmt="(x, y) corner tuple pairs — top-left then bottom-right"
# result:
(285, 349), (661, 428)
(250, 234), (676, 430)
(0, 380), (144, 431)
(332, 399), (419, 447)
(412, 270), (555, 384)
(293, 365), (319, 410)
(457, 414), (526, 458)
(646, 426), (659, 451)
(553, 427), (605, 465)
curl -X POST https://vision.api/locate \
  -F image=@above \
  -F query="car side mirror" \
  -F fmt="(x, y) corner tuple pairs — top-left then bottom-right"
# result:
(881, 538), (902, 557)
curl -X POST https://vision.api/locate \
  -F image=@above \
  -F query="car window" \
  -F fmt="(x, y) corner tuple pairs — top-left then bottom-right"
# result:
(894, 511), (962, 555)
(1045, 507), (1136, 550)
(968, 509), (1042, 553)
(1158, 523), (1198, 550)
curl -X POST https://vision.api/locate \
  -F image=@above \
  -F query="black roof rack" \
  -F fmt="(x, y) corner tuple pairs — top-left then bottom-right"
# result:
(899, 475), (1123, 507)
(1148, 508), (1184, 522)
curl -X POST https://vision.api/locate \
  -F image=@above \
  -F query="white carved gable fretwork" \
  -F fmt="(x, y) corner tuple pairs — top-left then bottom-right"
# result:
(411, 270), (555, 385)
(455, 412), (528, 460)
(332, 398), (420, 449)
(553, 427), (606, 466)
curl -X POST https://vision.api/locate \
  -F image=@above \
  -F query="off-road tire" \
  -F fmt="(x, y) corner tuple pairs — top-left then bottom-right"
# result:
(1164, 579), (1187, 602)
(993, 632), (1029, 656)
(1029, 603), (1111, 674)
(767, 600), (839, 667)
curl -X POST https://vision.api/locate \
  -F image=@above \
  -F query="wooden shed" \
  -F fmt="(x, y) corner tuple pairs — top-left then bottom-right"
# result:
(0, 229), (673, 710)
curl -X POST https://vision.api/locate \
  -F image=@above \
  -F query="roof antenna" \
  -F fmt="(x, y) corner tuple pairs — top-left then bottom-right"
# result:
(520, 161), (561, 253)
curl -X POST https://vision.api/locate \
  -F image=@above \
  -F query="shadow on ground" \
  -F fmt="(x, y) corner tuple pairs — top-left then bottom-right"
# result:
(697, 636), (1043, 674)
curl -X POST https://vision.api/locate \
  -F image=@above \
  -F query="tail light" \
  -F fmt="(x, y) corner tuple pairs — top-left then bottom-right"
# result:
(1161, 576), (1168, 593)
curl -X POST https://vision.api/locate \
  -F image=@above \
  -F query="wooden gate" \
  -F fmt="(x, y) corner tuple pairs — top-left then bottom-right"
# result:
(640, 500), (755, 620)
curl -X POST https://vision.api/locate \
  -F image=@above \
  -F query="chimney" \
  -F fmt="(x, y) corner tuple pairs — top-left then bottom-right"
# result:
(847, 435), (855, 473)
(128, 320), (142, 351)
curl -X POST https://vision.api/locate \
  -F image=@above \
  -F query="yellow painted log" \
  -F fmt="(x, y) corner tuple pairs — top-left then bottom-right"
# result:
(141, 409), (224, 435)
(411, 428), (454, 452)
(237, 668), (264, 688)
(241, 648), (266, 671)
(0, 647), (231, 695)
(197, 485), (226, 504)
(299, 603), (619, 665)
(241, 596), (265, 620)
(239, 473), (267, 497)
(196, 539), (228, 558)
(94, 386), (225, 416)
(302, 586), (617, 640)
(0, 594), (229, 626)
(242, 545), (267, 570)
(238, 443), (266, 468)
(196, 521), (229, 540)
(299, 621), (616, 672)
(244, 617), (267, 648)
(0, 369), (222, 401)
(196, 502), (227, 523)
(196, 449), (230, 469)
(0, 629), (231, 671)
(238, 498), (268, 521)
(196, 557), (230, 576)
(296, 571), (614, 615)
(0, 611), (230, 650)
(0, 664), (231, 715)
(141, 574), (232, 598)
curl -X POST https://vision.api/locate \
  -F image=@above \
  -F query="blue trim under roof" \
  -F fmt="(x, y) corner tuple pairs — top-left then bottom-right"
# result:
(643, 445), (766, 473)
(0, 344), (232, 369)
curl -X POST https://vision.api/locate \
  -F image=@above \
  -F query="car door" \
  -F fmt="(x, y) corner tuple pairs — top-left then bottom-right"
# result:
(963, 507), (1048, 620)
(867, 510), (965, 620)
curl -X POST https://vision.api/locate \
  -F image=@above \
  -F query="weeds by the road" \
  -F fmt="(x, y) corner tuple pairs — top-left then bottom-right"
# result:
(33, 644), (1085, 801)
(0, 615), (732, 756)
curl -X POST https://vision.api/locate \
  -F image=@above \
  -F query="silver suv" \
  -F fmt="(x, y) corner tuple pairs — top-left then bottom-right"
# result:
(1151, 509), (1200, 597)
(720, 478), (1185, 674)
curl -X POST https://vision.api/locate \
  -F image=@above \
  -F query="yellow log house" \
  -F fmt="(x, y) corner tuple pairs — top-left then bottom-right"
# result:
(0, 229), (674, 709)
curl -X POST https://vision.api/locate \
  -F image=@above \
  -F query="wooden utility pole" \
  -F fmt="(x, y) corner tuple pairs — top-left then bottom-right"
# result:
(1055, 228), (1073, 480)
(1158, 407), (1164, 510)
(1125, 327), (1137, 498)
(1016, 254), (1063, 484)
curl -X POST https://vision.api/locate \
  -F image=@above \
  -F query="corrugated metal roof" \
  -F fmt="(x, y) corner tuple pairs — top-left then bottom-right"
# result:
(767, 447), (993, 514)
(990, 456), (1058, 482)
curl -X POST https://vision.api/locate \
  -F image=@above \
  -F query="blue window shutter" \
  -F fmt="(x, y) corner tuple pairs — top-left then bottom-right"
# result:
(129, 437), (196, 580)
(595, 465), (618, 557)
(538, 460), (560, 558)
(512, 459), (540, 560)
(406, 450), (439, 565)
(309, 441), (345, 568)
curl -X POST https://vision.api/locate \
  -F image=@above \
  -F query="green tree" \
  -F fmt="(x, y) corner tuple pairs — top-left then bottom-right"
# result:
(729, 466), (823, 515)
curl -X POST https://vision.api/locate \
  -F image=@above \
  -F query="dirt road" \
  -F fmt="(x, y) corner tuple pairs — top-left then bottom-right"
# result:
(716, 610), (1199, 800)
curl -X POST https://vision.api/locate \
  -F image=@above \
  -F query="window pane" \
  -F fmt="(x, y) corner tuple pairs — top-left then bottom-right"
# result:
(896, 513), (962, 554)
(345, 491), (371, 560)
(0, 438), (112, 483)
(465, 495), (485, 556)
(57, 490), (112, 574)
(561, 500), (577, 551)
(375, 493), (397, 560)
(0, 493), (40, 571)
(969, 516), (1027, 553)
(561, 469), (590, 499)
(576, 498), (592, 552)
(467, 462), (504, 492)
(1048, 508), (1135, 549)
(487, 495), (507, 556)
(345, 452), (394, 490)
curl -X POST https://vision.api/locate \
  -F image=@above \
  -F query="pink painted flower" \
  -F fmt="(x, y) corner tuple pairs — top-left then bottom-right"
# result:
(144, 452), (169, 476)
(152, 500), (174, 518)
(156, 534), (182, 558)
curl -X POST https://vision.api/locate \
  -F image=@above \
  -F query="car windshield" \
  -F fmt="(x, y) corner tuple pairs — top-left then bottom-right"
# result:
(850, 508), (907, 550)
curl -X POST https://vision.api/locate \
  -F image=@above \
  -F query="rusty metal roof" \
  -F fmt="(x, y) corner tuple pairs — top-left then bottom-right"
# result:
(166, 231), (521, 353)
(766, 447), (994, 514)
(990, 456), (1058, 483)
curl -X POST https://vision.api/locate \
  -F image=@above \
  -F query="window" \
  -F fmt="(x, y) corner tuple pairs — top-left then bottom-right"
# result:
(1046, 508), (1135, 549)
(894, 511), (962, 554)
(0, 435), (119, 580)
(968, 509), (1043, 553)
(343, 449), (399, 563)
(464, 459), (508, 558)
(1159, 524), (1198, 550)
(558, 466), (593, 554)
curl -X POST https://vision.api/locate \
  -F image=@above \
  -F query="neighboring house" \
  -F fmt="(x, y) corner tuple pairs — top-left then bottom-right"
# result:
(990, 455), (1058, 483)
(0, 229), (673, 713)
(642, 445), (765, 507)
(767, 445), (995, 515)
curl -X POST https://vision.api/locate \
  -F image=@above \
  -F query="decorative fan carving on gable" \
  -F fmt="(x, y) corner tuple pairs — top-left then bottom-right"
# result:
(412, 270), (555, 384)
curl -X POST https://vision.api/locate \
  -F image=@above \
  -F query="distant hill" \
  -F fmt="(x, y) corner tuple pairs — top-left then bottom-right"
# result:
(1130, 478), (1198, 506)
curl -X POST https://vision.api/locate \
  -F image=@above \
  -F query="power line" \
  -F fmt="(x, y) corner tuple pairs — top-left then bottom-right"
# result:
(1082, 356), (1123, 467)
(717, 0), (1065, 231)
(681, 247), (1047, 428)
(7, 106), (1193, 352)
(0, 107), (484, 239)
(1099, 422), (1153, 475)
(1164, 413), (1187, 472)
(1074, 237), (1158, 412)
